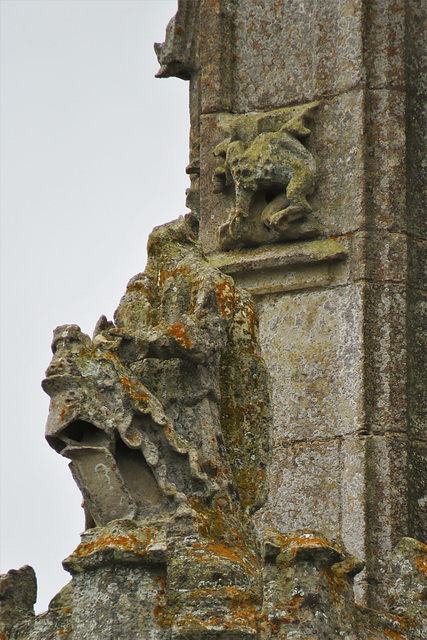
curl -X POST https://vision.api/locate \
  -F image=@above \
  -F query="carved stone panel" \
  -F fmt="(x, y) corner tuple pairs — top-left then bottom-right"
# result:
(212, 104), (320, 250)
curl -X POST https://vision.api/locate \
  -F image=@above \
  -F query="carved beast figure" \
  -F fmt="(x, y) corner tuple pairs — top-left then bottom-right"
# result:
(213, 103), (320, 250)
(42, 214), (271, 536)
(41, 216), (271, 638)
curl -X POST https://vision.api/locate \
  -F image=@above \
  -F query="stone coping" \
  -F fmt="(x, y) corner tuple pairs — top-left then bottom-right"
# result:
(208, 238), (348, 295)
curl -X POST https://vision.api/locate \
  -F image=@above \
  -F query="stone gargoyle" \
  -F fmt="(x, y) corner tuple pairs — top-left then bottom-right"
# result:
(213, 103), (320, 250)
(4, 217), (427, 640)
(43, 216), (271, 529)
(41, 215), (271, 636)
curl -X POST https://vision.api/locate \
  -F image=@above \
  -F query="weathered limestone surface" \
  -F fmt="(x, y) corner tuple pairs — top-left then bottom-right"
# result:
(2, 0), (426, 638)
(3, 214), (425, 639)
(165, 0), (427, 613)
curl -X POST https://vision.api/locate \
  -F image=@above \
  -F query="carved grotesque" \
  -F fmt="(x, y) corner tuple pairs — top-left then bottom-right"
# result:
(213, 104), (320, 250)
(42, 215), (271, 637)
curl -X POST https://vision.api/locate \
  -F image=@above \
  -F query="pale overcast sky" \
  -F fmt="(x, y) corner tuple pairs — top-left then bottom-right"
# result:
(0, 0), (190, 613)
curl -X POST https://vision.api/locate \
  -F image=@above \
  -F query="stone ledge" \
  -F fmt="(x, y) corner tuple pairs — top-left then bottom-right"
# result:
(208, 238), (348, 295)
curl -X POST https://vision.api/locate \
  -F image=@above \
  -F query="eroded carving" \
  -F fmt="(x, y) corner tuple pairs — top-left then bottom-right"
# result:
(41, 215), (271, 637)
(43, 217), (270, 528)
(213, 103), (320, 250)
(154, 0), (200, 81)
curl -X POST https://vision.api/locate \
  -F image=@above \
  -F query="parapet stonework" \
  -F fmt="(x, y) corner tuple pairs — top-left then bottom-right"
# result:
(1, 1), (426, 639)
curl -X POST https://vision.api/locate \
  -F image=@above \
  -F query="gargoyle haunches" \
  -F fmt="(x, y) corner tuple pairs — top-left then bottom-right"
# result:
(213, 103), (320, 250)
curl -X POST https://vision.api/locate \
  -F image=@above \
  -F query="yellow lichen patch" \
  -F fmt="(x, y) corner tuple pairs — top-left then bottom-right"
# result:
(234, 467), (267, 512)
(167, 323), (193, 349)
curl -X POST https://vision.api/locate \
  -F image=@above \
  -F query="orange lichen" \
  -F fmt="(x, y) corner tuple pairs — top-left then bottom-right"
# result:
(153, 573), (172, 629)
(415, 554), (427, 577)
(124, 432), (142, 447)
(126, 280), (148, 294)
(167, 323), (193, 349)
(287, 594), (304, 614)
(74, 528), (154, 558)
(120, 376), (150, 407)
(283, 531), (337, 552)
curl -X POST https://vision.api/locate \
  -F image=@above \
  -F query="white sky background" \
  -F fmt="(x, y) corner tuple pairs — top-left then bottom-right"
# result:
(0, 0), (190, 613)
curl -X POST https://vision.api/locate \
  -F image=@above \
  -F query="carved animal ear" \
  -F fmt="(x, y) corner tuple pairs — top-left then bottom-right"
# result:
(93, 315), (115, 339)
(281, 115), (311, 137)
(214, 138), (231, 157)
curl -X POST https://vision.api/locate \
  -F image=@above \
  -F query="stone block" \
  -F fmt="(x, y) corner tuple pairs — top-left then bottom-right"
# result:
(406, 0), (427, 241)
(408, 439), (427, 545)
(259, 284), (364, 443)
(304, 90), (365, 237)
(363, 0), (405, 90)
(341, 437), (367, 560)
(408, 237), (427, 293)
(71, 565), (167, 640)
(199, 112), (233, 252)
(200, 0), (234, 113)
(210, 238), (348, 295)
(342, 436), (368, 604)
(407, 288), (427, 441)
(363, 283), (407, 435)
(255, 439), (342, 540)
(233, 0), (364, 111)
(364, 89), (406, 233)
(365, 434), (409, 608)
(352, 231), (407, 283)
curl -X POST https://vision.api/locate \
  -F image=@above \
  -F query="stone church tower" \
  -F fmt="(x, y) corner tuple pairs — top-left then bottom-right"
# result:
(1, 2), (426, 638)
